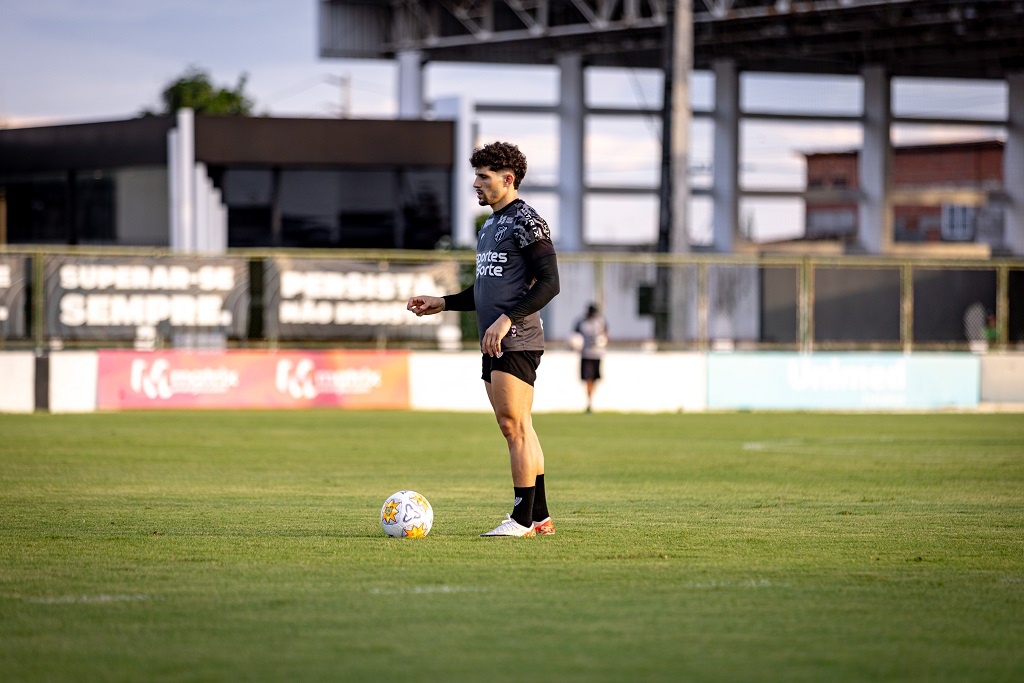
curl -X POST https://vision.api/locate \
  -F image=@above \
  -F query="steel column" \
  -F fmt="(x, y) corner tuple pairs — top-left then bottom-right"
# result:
(857, 65), (892, 254)
(1005, 71), (1024, 255)
(711, 58), (739, 253)
(557, 52), (585, 253)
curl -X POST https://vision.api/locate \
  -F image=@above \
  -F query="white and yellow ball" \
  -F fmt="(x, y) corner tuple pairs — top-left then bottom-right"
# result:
(380, 490), (433, 538)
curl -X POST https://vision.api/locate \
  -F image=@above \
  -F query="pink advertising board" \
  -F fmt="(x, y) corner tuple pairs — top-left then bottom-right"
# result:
(96, 349), (410, 410)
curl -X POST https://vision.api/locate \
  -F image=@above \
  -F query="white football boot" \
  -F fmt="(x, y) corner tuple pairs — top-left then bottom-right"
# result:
(480, 514), (536, 537)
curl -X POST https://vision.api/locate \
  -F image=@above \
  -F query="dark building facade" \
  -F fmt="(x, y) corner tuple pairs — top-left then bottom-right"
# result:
(0, 116), (455, 250)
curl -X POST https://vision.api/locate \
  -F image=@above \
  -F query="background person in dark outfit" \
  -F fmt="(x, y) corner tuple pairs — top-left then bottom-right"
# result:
(407, 141), (559, 537)
(573, 303), (608, 413)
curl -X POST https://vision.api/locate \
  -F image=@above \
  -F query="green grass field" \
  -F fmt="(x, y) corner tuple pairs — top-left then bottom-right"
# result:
(1, 410), (1022, 682)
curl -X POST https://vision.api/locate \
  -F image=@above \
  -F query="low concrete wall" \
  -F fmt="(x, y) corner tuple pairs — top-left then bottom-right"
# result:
(0, 352), (35, 413)
(708, 352), (980, 410)
(409, 351), (706, 413)
(49, 351), (99, 414)
(979, 352), (1024, 403)
(2, 349), (1016, 414)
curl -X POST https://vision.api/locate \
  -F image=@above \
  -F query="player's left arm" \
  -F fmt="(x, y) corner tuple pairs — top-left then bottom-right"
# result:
(504, 208), (560, 325)
(481, 244), (558, 356)
(504, 244), (559, 324)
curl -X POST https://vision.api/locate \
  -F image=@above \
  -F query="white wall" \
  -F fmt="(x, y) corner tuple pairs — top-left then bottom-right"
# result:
(980, 352), (1024, 403)
(410, 350), (706, 413)
(0, 352), (35, 413)
(536, 350), (707, 413)
(49, 351), (99, 413)
(5, 349), (1017, 415)
(409, 352), (491, 412)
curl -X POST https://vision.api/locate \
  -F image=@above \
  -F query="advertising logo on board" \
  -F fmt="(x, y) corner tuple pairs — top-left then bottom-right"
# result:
(274, 358), (383, 400)
(97, 350), (409, 410)
(129, 358), (241, 399)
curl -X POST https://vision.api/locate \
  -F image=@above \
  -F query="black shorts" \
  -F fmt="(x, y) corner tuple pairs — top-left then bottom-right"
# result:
(481, 350), (543, 386)
(581, 358), (602, 381)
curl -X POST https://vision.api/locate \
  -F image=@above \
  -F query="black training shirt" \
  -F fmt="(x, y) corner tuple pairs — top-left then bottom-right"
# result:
(473, 198), (557, 352)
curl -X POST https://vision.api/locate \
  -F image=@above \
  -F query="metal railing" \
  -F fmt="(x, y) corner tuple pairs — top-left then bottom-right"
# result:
(1, 245), (1021, 353)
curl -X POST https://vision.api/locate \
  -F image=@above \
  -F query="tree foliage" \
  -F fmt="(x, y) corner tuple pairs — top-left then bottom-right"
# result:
(144, 66), (254, 116)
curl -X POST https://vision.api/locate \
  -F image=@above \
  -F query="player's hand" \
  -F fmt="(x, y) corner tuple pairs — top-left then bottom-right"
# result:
(482, 314), (512, 357)
(407, 295), (444, 317)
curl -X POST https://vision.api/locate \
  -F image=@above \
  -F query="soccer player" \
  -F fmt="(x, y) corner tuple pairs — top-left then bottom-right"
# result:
(574, 303), (608, 413)
(407, 141), (559, 537)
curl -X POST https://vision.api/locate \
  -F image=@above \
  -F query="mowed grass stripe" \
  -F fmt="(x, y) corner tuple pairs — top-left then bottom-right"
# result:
(1, 411), (1022, 682)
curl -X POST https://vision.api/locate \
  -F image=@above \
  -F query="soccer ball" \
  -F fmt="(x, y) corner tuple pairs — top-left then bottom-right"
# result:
(380, 490), (433, 538)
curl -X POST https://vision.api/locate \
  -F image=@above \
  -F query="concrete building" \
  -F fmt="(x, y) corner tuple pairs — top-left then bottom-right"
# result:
(804, 140), (1007, 249)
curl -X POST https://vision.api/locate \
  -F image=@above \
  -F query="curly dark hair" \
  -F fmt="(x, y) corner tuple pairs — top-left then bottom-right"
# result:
(469, 141), (528, 189)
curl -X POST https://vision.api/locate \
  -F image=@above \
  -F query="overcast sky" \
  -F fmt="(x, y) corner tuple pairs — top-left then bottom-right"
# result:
(0, 1), (1010, 244)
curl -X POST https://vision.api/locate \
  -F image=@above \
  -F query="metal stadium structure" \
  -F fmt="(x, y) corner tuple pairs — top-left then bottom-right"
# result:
(319, 0), (1024, 256)
(319, 0), (1024, 77)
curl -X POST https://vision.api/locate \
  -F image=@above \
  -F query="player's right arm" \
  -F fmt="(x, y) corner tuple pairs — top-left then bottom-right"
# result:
(407, 285), (476, 317)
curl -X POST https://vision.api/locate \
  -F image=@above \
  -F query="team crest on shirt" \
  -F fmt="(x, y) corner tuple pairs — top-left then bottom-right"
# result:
(510, 325), (518, 337)
(495, 226), (508, 241)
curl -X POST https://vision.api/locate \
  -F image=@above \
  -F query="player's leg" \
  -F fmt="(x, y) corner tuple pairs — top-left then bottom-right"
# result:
(481, 369), (540, 536)
(520, 392), (553, 534)
(485, 369), (539, 486)
(582, 359), (598, 412)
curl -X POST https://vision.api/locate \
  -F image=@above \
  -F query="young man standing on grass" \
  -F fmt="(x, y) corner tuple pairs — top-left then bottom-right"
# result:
(574, 302), (608, 413)
(407, 141), (559, 537)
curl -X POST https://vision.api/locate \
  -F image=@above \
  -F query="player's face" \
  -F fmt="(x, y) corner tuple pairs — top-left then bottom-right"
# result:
(473, 167), (514, 208)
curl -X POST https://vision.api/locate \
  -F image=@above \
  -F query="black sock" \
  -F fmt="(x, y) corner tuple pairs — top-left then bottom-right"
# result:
(511, 486), (535, 528)
(532, 474), (549, 522)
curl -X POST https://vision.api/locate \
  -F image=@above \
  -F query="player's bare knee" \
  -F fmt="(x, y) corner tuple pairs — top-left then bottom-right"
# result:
(495, 414), (527, 442)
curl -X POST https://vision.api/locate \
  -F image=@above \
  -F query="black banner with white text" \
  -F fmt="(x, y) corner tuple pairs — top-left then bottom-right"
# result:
(0, 255), (28, 339)
(263, 257), (460, 340)
(44, 255), (250, 340)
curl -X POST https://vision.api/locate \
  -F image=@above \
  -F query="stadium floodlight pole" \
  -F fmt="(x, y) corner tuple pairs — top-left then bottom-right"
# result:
(655, 0), (693, 343)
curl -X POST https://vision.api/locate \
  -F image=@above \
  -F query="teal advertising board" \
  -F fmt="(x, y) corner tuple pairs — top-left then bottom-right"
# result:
(708, 352), (980, 410)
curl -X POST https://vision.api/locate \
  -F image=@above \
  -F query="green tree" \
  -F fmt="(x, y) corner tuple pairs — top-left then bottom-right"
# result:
(144, 66), (254, 116)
